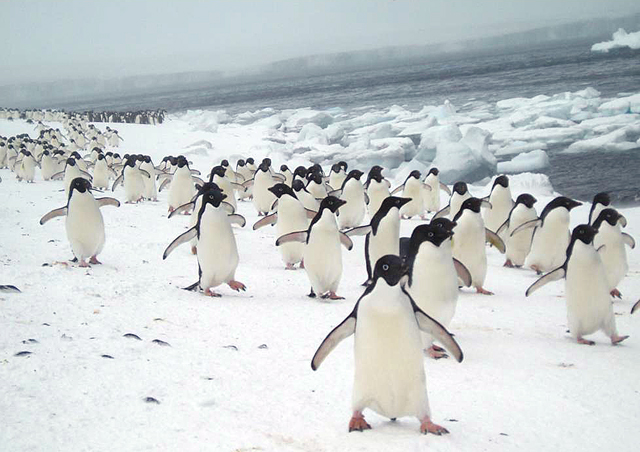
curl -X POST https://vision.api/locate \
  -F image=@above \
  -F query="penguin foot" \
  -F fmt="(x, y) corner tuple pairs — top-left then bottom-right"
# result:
(475, 286), (494, 295)
(89, 256), (102, 265)
(577, 337), (595, 346)
(191, 246), (197, 255)
(503, 259), (514, 268)
(348, 412), (371, 432)
(285, 263), (296, 270)
(610, 289), (622, 299)
(78, 260), (90, 268)
(300, 260), (305, 269)
(420, 417), (449, 435)
(361, 279), (372, 287)
(322, 291), (345, 300)
(204, 288), (222, 297)
(228, 280), (246, 292)
(611, 335), (629, 345)
(530, 265), (542, 275)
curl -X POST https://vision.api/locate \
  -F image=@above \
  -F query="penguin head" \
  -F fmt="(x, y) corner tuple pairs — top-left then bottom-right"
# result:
(493, 175), (509, 190)
(210, 165), (226, 178)
(309, 163), (323, 176)
(378, 196), (411, 215)
(66, 158), (76, 167)
(430, 218), (457, 234)
(246, 157), (255, 165)
(427, 167), (439, 176)
(407, 170), (421, 180)
(236, 159), (246, 167)
(221, 159), (229, 167)
(346, 169), (364, 181)
(201, 189), (227, 208)
(373, 254), (408, 287)
(571, 224), (598, 245)
(515, 193), (537, 209)
(320, 195), (346, 213)
(593, 208), (626, 229)
(42, 150), (50, 156)
(269, 183), (296, 199)
(557, 196), (582, 212)
(143, 155), (151, 164)
(366, 165), (384, 184)
(92, 147), (102, 154)
(261, 158), (272, 167)
(338, 161), (348, 171)
(410, 223), (454, 249)
(307, 171), (324, 185)
(97, 153), (105, 161)
(69, 177), (92, 200)
(176, 156), (189, 168)
(592, 192), (610, 207)
(124, 157), (137, 168)
(280, 164), (289, 173)
(257, 161), (270, 173)
(459, 197), (483, 214)
(331, 163), (342, 174)
(453, 181), (468, 195)
(71, 151), (82, 160)
(196, 181), (221, 196)
(291, 179), (306, 192)
(294, 166), (307, 179)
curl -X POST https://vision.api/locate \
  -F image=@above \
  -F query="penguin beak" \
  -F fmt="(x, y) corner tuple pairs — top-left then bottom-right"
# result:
(398, 197), (411, 208)
(618, 215), (627, 227)
(335, 199), (347, 209)
(568, 200), (582, 210)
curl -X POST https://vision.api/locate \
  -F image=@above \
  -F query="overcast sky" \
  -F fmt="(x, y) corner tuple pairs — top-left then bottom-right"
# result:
(1, 0), (638, 85)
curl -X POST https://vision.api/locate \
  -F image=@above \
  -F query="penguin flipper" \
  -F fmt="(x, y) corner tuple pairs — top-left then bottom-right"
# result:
(80, 170), (93, 181)
(439, 182), (452, 195)
(622, 233), (636, 249)
(189, 169), (201, 176)
(405, 290), (463, 363)
(168, 201), (195, 218)
(96, 197), (121, 208)
(139, 169), (151, 179)
(311, 311), (357, 371)
(241, 179), (255, 189)
(253, 213), (277, 230)
(305, 209), (318, 219)
(40, 207), (68, 225)
(191, 176), (205, 186)
(481, 199), (492, 209)
(0, 285), (21, 293)
(50, 171), (65, 181)
(510, 219), (541, 237)
(275, 231), (308, 246)
(485, 229), (506, 253)
(422, 182), (432, 191)
(344, 225), (372, 237)
(270, 199), (279, 211)
(631, 299), (640, 315)
(453, 258), (472, 287)
(496, 219), (510, 237)
(432, 205), (450, 220)
(272, 173), (286, 183)
(228, 214), (246, 227)
(111, 174), (124, 192)
(327, 189), (342, 197)
(525, 267), (566, 297)
(364, 192), (369, 204)
(163, 227), (198, 259)
(390, 185), (404, 195)
(340, 233), (354, 250)
(221, 202), (235, 214)
(234, 172), (245, 183)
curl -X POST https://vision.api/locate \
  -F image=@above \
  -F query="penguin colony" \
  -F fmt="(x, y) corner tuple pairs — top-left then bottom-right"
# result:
(0, 107), (166, 125)
(1, 111), (638, 437)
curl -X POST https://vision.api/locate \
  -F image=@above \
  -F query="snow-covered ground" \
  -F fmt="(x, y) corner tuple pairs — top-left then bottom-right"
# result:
(1, 110), (639, 452)
(592, 28), (640, 53)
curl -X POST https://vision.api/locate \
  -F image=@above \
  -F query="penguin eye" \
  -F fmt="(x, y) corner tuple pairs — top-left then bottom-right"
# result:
(382, 264), (389, 271)
(428, 232), (434, 237)
(579, 229), (584, 234)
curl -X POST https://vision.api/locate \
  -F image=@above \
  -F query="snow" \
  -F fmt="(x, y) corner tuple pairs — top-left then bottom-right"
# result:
(591, 28), (640, 53)
(1, 106), (640, 451)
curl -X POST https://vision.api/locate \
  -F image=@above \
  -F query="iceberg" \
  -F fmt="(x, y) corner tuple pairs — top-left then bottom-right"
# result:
(497, 150), (550, 174)
(591, 28), (640, 53)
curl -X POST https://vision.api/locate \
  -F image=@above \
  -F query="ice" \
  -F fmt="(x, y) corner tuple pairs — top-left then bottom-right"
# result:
(564, 124), (640, 153)
(506, 172), (556, 197)
(396, 116), (438, 139)
(325, 123), (347, 145)
(494, 140), (548, 157)
(414, 124), (462, 163)
(591, 28), (640, 52)
(349, 122), (399, 140)
(285, 109), (334, 130)
(430, 139), (496, 185)
(497, 149), (550, 174)
(297, 123), (329, 145)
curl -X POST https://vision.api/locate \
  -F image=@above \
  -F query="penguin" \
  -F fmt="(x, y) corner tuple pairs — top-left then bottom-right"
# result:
(210, 165), (241, 212)
(392, 170), (429, 219)
(516, 196), (583, 274)
(336, 169), (367, 230)
(497, 194), (538, 268)
(589, 192), (610, 225)
(592, 208), (635, 298)
(247, 160), (277, 216)
(311, 254), (463, 435)
(526, 224), (629, 346)
(253, 183), (316, 269)
(345, 196), (410, 286)
(92, 154), (115, 190)
(163, 189), (246, 297)
(422, 168), (451, 213)
(328, 161), (348, 190)
(279, 164), (293, 186)
(433, 181), (472, 220)
(52, 158), (93, 196)
(112, 157), (150, 203)
(364, 165), (391, 217)
(165, 156), (197, 212)
(305, 170), (329, 200)
(40, 177), (120, 267)
(452, 197), (505, 295)
(39, 150), (57, 181)
(483, 175), (514, 236)
(406, 223), (471, 359)
(276, 196), (352, 299)
(292, 165), (308, 184)
(18, 150), (37, 183)
(292, 179), (320, 212)
(139, 156), (158, 201)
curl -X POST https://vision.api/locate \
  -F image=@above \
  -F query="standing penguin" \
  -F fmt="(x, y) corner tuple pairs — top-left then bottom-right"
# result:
(483, 175), (514, 236)
(433, 181), (472, 220)
(165, 156), (197, 212)
(18, 150), (37, 183)
(517, 196), (582, 274)
(40, 150), (57, 181)
(248, 160), (277, 216)
(498, 194), (538, 267)
(140, 156), (158, 201)
(328, 161), (348, 190)
(253, 183), (316, 269)
(311, 254), (463, 435)
(292, 179), (320, 212)
(452, 198), (505, 295)
(92, 154), (115, 190)
(422, 168), (451, 214)
(163, 189), (246, 297)
(336, 169), (367, 230)
(280, 164), (293, 186)
(392, 170), (429, 219)
(305, 170), (329, 200)
(345, 196), (410, 286)
(526, 224), (629, 346)
(112, 157), (150, 204)
(40, 177), (120, 267)
(52, 158), (93, 196)
(210, 165), (241, 212)
(364, 165), (391, 217)
(589, 192), (610, 225)
(276, 196), (353, 299)
(592, 208), (635, 298)
(406, 223), (469, 358)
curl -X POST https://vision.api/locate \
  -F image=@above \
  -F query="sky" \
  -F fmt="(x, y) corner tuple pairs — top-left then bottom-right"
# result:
(1, 0), (639, 85)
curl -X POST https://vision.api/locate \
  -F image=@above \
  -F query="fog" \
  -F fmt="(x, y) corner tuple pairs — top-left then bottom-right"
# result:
(1, 0), (639, 86)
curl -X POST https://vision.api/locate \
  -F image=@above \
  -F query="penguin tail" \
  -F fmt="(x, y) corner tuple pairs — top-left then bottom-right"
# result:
(182, 281), (200, 292)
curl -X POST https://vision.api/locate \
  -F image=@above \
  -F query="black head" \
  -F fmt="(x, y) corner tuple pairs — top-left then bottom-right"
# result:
(379, 196), (411, 213)
(453, 181), (468, 195)
(71, 151), (82, 160)
(236, 159), (245, 167)
(571, 224), (598, 245)
(261, 158), (272, 167)
(430, 217), (457, 233)
(346, 169), (364, 180)
(113, 153), (121, 159)
(176, 156), (189, 168)
(427, 167), (439, 176)
(593, 208), (625, 229)
(258, 161), (270, 172)
(269, 183), (296, 199)
(124, 157), (137, 167)
(97, 153), (104, 161)
(515, 193), (537, 209)
(221, 159), (229, 167)
(144, 155), (151, 163)
(196, 182), (221, 196)
(246, 157), (255, 165)
(292, 179), (306, 192)
(493, 175), (509, 190)
(372, 254), (408, 287)
(459, 197), (483, 214)
(66, 158), (76, 167)
(307, 171), (324, 185)
(338, 161), (348, 171)
(201, 189), (227, 208)
(92, 147), (101, 153)
(294, 166), (307, 178)
(407, 170), (421, 180)
(309, 163), (323, 175)
(280, 164), (289, 172)
(210, 165), (226, 178)
(319, 195), (346, 213)
(366, 165), (384, 184)
(541, 196), (582, 221)
(69, 177), (92, 200)
(592, 192), (610, 207)
(42, 150), (50, 156)
(410, 223), (454, 249)
(331, 163), (342, 173)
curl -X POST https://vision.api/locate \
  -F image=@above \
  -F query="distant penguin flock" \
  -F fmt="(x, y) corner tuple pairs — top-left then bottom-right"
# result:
(1, 109), (638, 437)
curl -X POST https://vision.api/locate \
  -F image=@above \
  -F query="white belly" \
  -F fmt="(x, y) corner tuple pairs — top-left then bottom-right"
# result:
(168, 168), (195, 208)
(304, 214), (342, 294)
(593, 224), (628, 290)
(526, 209), (570, 272)
(66, 193), (105, 260)
(197, 208), (239, 289)
(367, 181), (390, 217)
(276, 197), (308, 265)
(505, 205), (537, 266)
(338, 182), (365, 229)
(452, 213), (487, 287)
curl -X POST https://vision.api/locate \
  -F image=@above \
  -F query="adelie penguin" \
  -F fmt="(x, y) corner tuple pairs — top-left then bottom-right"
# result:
(592, 208), (635, 298)
(163, 188), (246, 297)
(112, 156), (150, 204)
(276, 196), (353, 299)
(433, 181), (472, 220)
(364, 165), (390, 217)
(483, 175), (514, 237)
(244, 160), (278, 216)
(526, 224), (629, 346)
(422, 167), (451, 214)
(589, 192), (610, 225)
(292, 179), (320, 212)
(391, 170), (430, 219)
(328, 161), (348, 190)
(497, 194), (538, 268)
(311, 255), (463, 435)
(333, 169), (367, 230)
(40, 177), (120, 267)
